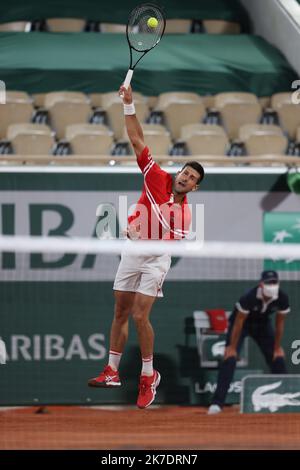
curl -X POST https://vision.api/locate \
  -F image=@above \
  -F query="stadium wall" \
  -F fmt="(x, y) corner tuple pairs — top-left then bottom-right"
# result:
(241, 0), (300, 75)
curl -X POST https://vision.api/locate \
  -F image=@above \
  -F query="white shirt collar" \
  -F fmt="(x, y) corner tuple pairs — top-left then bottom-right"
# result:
(168, 193), (174, 203)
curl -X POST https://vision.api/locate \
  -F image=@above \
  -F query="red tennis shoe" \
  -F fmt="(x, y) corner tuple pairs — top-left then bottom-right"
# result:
(137, 370), (161, 409)
(88, 365), (121, 388)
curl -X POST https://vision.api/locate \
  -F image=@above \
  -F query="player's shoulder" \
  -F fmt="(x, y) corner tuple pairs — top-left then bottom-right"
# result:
(138, 146), (152, 164)
(241, 286), (258, 303)
(278, 289), (289, 302)
(139, 146), (169, 179)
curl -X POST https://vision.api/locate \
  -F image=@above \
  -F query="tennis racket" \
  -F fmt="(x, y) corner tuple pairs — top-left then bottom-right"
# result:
(122, 3), (166, 93)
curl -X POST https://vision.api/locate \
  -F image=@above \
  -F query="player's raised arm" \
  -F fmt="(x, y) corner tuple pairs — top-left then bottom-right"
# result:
(119, 85), (145, 159)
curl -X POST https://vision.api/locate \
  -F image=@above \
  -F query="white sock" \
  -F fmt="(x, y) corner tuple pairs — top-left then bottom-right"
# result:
(141, 355), (154, 376)
(108, 350), (122, 371)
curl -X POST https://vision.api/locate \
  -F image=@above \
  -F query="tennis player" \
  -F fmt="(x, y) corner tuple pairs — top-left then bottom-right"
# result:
(88, 85), (205, 409)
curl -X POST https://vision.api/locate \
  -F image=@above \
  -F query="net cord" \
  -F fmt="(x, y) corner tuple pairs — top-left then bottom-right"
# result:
(1, 236), (300, 259)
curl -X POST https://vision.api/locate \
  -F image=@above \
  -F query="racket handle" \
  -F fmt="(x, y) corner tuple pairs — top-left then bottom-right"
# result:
(123, 69), (134, 89)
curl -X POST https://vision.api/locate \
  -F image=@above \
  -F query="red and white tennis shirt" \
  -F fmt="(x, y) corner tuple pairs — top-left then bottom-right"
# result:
(128, 146), (191, 240)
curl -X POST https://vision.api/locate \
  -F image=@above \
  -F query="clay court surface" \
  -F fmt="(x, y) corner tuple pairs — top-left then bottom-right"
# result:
(1, 405), (300, 450)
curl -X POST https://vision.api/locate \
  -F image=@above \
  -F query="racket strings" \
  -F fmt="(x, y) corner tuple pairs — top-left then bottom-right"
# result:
(127, 4), (165, 52)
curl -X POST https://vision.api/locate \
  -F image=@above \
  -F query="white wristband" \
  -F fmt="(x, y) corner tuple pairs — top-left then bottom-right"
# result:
(124, 103), (136, 115)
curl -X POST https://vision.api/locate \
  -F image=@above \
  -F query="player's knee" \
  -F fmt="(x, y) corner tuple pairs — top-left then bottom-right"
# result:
(114, 304), (131, 324)
(132, 295), (153, 320)
(132, 308), (148, 325)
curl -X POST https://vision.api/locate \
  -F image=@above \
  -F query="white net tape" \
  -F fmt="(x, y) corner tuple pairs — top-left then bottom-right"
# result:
(1, 235), (300, 259)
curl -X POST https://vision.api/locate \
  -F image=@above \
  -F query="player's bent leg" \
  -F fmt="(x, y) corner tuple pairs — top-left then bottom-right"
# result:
(132, 292), (160, 408)
(110, 290), (136, 352)
(88, 290), (136, 388)
(208, 320), (247, 414)
(208, 356), (237, 413)
(132, 293), (156, 358)
(252, 321), (287, 373)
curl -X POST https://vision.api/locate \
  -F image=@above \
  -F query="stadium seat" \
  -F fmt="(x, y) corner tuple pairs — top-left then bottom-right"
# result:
(89, 94), (104, 108)
(123, 123), (172, 155)
(5, 91), (32, 103)
(157, 92), (205, 140)
(65, 124), (113, 155)
(0, 21), (31, 32)
(164, 19), (192, 34)
(202, 95), (216, 110)
(0, 102), (34, 139)
(147, 96), (158, 110)
(7, 123), (53, 139)
(7, 123), (55, 155)
(65, 123), (112, 139)
(32, 94), (46, 108)
(259, 97), (271, 109)
(215, 92), (262, 140)
(44, 91), (89, 108)
(239, 124), (288, 155)
(157, 92), (202, 108)
(181, 123), (229, 155)
(100, 23), (126, 33)
(47, 102), (92, 139)
(141, 123), (171, 134)
(144, 134), (171, 155)
(202, 20), (241, 34)
(102, 92), (149, 140)
(90, 92), (145, 110)
(271, 93), (300, 140)
(103, 91), (145, 104)
(46, 18), (86, 32)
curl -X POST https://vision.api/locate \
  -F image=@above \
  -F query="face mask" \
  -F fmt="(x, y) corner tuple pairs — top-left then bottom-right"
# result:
(262, 283), (279, 299)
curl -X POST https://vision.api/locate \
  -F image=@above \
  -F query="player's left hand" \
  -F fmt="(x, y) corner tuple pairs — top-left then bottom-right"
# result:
(273, 346), (285, 360)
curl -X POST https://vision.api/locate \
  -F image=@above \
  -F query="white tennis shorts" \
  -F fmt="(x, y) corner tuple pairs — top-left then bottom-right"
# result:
(113, 249), (171, 298)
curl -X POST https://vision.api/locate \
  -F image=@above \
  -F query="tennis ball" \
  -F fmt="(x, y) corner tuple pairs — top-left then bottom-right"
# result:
(147, 17), (158, 28)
